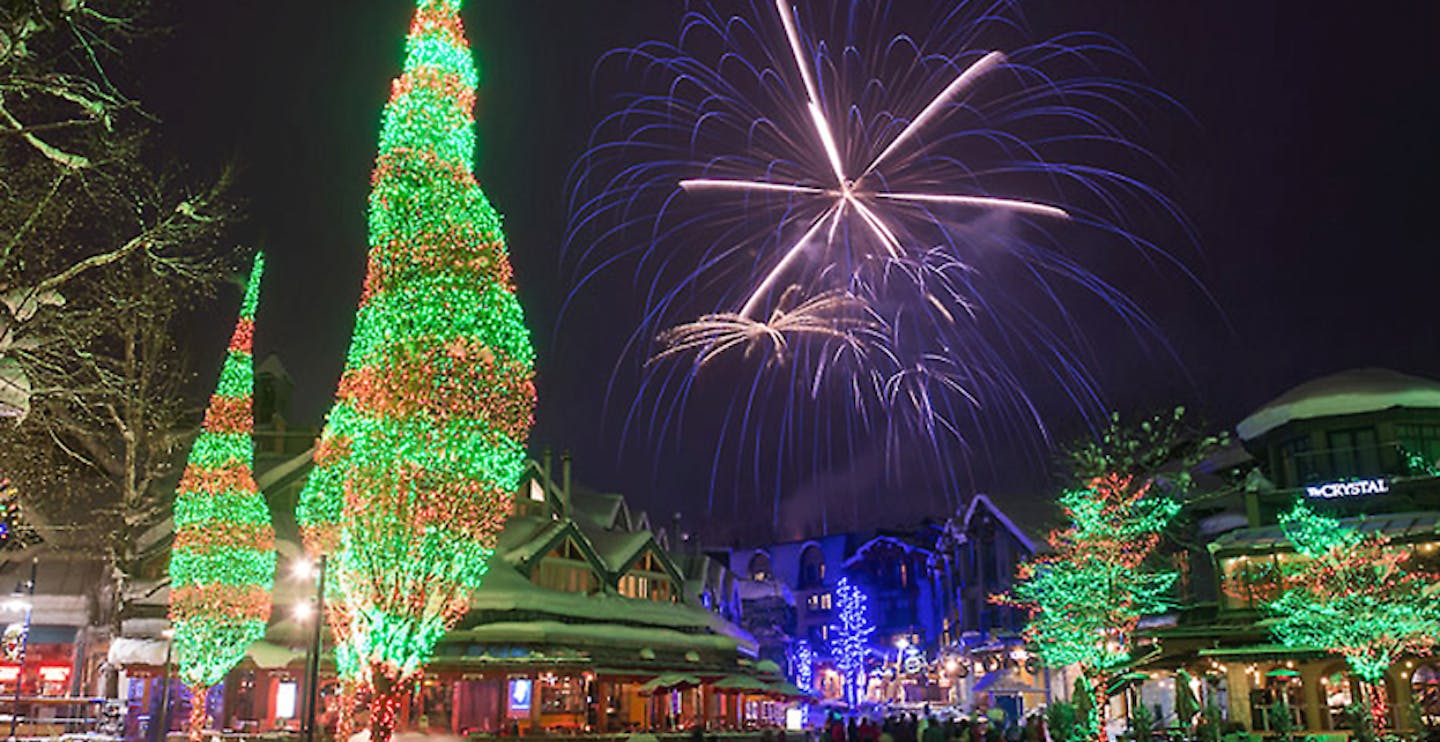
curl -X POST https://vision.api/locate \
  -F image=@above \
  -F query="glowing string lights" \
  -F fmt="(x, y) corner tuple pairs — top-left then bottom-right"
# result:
(166, 254), (276, 742)
(297, 2), (535, 740)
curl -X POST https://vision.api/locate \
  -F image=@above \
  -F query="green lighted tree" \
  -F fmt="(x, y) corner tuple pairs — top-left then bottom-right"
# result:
(1001, 473), (1179, 741)
(298, 2), (536, 740)
(1263, 502), (1440, 734)
(166, 255), (275, 742)
(1000, 408), (1227, 742)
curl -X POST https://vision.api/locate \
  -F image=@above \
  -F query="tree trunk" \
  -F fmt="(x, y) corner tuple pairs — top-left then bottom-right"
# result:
(1078, 671), (1110, 742)
(187, 685), (209, 742)
(1365, 680), (1388, 735)
(369, 672), (405, 742)
(335, 677), (359, 742)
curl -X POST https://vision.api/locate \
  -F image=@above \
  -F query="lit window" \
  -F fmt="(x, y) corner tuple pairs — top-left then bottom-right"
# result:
(529, 479), (546, 502)
(275, 681), (298, 718)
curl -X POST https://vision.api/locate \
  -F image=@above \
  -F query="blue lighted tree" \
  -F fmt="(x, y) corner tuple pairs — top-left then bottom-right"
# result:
(790, 639), (815, 691)
(830, 577), (874, 705)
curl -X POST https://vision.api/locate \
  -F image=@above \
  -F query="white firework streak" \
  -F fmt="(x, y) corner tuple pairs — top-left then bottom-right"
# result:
(676, 0), (1070, 331)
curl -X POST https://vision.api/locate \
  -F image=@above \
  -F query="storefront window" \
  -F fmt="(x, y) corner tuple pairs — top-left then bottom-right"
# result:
(1412, 664), (1440, 727)
(539, 674), (586, 715)
(1321, 671), (1354, 727)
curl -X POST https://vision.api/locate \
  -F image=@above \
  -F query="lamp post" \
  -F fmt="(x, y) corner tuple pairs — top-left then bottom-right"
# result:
(7, 557), (37, 740)
(295, 555), (327, 742)
(153, 629), (174, 742)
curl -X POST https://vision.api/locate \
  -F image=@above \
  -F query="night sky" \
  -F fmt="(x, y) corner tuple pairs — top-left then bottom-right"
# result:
(136, 1), (1438, 541)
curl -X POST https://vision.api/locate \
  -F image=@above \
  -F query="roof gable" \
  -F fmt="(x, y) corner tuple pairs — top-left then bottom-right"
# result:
(963, 494), (1038, 554)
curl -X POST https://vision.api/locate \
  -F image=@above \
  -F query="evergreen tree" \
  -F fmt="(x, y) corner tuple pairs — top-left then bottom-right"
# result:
(166, 255), (275, 742)
(299, 2), (536, 739)
(829, 577), (874, 706)
(1263, 501), (1440, 733)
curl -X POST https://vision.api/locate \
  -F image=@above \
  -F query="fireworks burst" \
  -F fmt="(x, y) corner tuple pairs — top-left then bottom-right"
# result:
(565, 0), (1195, 512)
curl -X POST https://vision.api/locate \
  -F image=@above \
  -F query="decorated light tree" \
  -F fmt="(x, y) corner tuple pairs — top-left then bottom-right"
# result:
(1000, 473), (1179, 742)
(166, 255), (276, 742)
(829, 577), (874, 706)
(300, 1), (537, 740)
(1260, 502), (1440, 733)
(790, 638), (815, 692)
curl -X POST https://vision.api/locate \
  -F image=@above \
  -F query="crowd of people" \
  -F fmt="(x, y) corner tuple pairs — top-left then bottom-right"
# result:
(810, 710), (1048, 742)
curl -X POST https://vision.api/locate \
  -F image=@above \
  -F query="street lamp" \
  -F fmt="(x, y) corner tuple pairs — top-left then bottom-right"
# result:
(294, 555), (327, 742)
(153, 628), (175, 742)
(7, 557), (36, 740)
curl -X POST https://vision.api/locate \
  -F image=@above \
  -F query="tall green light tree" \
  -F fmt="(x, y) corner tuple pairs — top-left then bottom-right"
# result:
(166, 255), (275, 742)
(299, 2), (536, 740)
(1264, 502), (1440, 734)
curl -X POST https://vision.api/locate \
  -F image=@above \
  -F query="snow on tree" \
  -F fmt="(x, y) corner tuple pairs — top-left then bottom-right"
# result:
(1261, 501), (1440, 733)
(0, 3), (238, 695)
(829, 577), (874, 706)
(166, 255), (275, 742)
(299, 2), (536, 739)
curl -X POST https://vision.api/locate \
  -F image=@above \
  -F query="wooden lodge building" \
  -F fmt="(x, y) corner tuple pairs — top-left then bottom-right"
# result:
(105, 451), (789, 738)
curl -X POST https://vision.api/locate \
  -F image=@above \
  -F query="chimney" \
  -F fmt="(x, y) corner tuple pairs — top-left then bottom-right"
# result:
(560, 450), (572, 517)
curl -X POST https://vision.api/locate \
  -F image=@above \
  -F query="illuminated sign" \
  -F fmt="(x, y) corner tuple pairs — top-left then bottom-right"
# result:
(275, 681), (298, 718)
(1305, 478), (1389, 499)
(508, 678), (533, 714)
(38, 665), (70, 683)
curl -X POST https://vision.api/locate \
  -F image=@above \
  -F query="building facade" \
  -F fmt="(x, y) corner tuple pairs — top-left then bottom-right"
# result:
(1138, 368), (1440, 736)
(100, 452), (777, 739)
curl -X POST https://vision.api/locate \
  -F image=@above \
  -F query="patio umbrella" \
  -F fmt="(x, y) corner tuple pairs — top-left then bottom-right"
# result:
(638, 674), (703, 695)
(713, 676), (769, 694)
(764, 681), (812, 700)
(1106, 671), (1150, 696)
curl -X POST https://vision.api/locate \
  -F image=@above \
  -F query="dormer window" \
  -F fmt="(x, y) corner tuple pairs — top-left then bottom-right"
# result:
(619, 550), (675, 602)
(532, 538), (597, 594)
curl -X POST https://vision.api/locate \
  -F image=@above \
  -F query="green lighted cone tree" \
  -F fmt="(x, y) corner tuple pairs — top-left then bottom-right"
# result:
(299, 2), (536, 740)
(1261, 501), (1440, 734)
(166, 254), (276, 742)
(999, 473), (1180, 742)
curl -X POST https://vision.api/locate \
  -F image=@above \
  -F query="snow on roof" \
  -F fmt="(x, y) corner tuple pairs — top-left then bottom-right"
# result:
(1237, 368), (1440, 440)
(962, 494), (1038, 554)
(570, 488), (628, 530)
(585, 528), (655, 572)
(449, 620), (743, 654)
(497, 515), (568, 565)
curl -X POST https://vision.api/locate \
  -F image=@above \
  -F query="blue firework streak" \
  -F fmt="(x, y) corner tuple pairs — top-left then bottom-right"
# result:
(564, 0), (1197, 516)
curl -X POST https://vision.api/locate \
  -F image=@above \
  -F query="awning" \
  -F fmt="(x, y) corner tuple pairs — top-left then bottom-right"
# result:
(593, 667), (662, 680)
(1198, 644), (1327, 660)
(244, 641), (306, 669)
